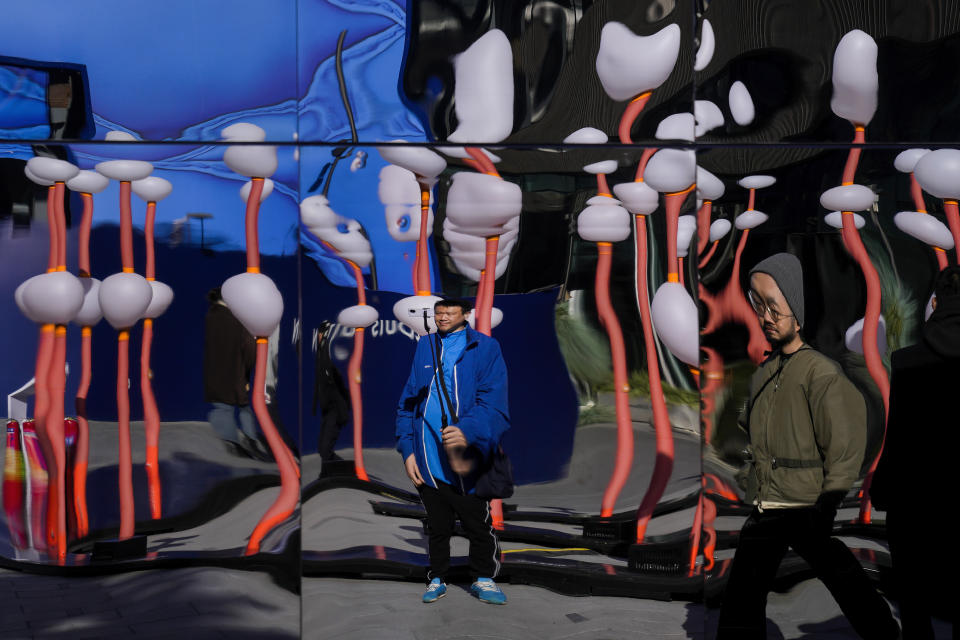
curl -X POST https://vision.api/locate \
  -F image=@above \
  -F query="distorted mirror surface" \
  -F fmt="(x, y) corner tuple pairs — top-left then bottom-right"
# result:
(695, 0), (960, 144)
(698, 143), (956, 638)
(3, 0), (959, 639)
(0, 2), (301, 635)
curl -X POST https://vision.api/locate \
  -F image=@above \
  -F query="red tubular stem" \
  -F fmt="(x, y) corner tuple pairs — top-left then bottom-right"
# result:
(245, 178), (264, 271)
(45, 326), (67, 561)
(348, 262), (368, 481)
(476, 236), (502, 527)
(665, 189), (692, 281)
(909, 174), (927, 213)
(596, 242), (635, 517)
(141, 319), (161, 519)
(465, 147), (498, 177)
(415, 187), (432, 295)
(632, 217), (675, 541)
(348, 328), (368, 482)
(635, 148), (658, 183)
(74, 327), (91, 538)
(245, 340), (300, 555)
(46, 186), (57, 272)
(54, 182), (66, 269)
(841, 127), (865, 185)
(747, 188), (756, 212)
(144, 202), (156, 281)
(699, 241), (719, 269)
(476, 237), (499, 335)
(688, 490), (704, 576)
(78, 193), (93, 276)
(696, 201), (712, 255)
(617, 92), (652, 144)
(935, 247), (949, 270)
(33, 325), (55, 547)
(943, 200), (960, 265)
(596, 174), (611, 197)
(840, 211), (890, 523)
(119, 182), (134, 272)
(117, 331), (135, 540)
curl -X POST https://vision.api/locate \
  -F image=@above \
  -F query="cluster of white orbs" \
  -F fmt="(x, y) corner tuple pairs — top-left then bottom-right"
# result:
(17, 158), (84, 326)
(220, 123), (283, 339)
(16, 151), (175, 331)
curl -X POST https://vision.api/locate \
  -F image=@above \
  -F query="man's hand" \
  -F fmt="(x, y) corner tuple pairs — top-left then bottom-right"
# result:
(404, 453), (424, 487)
(442, 427), (474, 475)
(441, 426), (467, 449)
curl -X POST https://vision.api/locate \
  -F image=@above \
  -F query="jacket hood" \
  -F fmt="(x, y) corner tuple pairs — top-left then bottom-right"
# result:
(923, 296), (960, 358)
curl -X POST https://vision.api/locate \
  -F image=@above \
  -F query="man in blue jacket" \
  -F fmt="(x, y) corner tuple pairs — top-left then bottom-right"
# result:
(396, 298), (510, 605)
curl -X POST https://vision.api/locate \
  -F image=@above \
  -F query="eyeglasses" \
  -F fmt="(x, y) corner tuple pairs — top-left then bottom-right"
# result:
(748, 290), (792, 322)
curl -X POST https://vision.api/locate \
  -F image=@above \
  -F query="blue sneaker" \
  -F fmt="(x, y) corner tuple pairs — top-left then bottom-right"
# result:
(470, 578), (507, 605)
(422, 578), (447, 603)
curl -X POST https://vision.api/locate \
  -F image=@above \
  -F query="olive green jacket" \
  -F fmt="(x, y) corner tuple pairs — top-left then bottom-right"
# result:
(738, 346), (866, 506)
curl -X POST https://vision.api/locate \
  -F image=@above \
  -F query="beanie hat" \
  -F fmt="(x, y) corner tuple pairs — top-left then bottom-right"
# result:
(749, 253), (804, 327)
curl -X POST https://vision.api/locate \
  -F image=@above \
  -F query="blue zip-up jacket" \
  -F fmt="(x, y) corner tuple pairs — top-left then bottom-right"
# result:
(395, 326), (510, 492)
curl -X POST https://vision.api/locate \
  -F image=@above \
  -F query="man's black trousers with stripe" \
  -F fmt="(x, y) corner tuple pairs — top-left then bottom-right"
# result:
(418, 481), (500, 583)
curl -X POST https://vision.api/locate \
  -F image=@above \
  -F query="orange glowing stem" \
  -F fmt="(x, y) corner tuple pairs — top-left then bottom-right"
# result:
(141, 319), (162, 519)
(74, 326), (91, 538)
(117, 330), (135, 540)
(119, 182), (134, 271)
(45, 325), (67, 561)
(78, 193), (93, 277)
(618, 92), (652, 144)
(415, 186), (432, 295)
(596, 242), (634, 517)
(245, 339), (300, 555)
(245, 178), (264, 271)
(46, 185), (57, 272)
(699, 240), (719, 269)
(633, 215), (674, 541)
(696, 201), (713, 256)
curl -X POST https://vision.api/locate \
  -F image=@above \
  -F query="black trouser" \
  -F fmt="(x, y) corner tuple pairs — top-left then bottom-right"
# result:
(418, 481), (500, 583)
(717, 507), (899, 640)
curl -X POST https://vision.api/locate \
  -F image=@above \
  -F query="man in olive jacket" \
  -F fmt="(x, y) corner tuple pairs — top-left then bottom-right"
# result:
(716, 253), (899, 640)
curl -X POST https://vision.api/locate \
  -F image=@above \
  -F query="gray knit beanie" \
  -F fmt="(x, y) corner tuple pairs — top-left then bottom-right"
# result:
(749, 253), (804, 327)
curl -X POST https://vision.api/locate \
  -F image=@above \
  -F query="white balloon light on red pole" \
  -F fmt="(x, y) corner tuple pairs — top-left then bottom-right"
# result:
(300, 194), (374, 483)
(24, 156), (81, 562)
(131, 176), (174, 520)
(65, 168), (108, 540)
(913, 148), (960, 265)
(220, 123), (298, 555)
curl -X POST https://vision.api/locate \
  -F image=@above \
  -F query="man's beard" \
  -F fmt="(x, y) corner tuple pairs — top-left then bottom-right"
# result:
(767, 322), (799, 349)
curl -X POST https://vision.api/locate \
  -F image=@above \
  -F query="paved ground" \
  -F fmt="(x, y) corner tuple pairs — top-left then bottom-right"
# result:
(0, 566), (298, 639)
